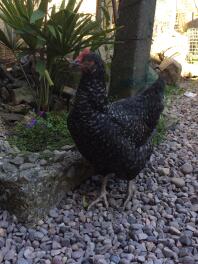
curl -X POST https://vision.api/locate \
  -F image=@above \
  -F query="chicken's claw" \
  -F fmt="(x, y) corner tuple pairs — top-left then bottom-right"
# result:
(88, 176), (109, 210)
(88, 190), (109, 210)
(123, 180), (136, 210)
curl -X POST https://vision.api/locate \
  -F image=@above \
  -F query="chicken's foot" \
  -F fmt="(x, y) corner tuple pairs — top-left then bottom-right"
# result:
(123, 180), (136, 210)
(88, 175), (109, 209)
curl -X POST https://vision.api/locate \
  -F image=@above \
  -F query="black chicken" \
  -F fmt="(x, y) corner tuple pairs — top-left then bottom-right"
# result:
(67, 49), (165, 209)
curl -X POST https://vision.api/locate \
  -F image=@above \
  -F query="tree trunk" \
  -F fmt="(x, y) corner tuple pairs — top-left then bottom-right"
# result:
(109, 0), (157, 98)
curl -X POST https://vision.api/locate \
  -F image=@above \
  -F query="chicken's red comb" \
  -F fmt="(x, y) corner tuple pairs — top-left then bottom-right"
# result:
(75, 48), (91, 63)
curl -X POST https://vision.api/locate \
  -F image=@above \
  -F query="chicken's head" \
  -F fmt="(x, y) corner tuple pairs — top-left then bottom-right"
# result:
(74, 48), (105, 77)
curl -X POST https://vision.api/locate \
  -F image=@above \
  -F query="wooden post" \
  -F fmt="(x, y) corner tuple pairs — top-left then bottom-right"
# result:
(96, 0), (102, 21)
(109, 0), (157, 98)
(111, 0), (118, 24)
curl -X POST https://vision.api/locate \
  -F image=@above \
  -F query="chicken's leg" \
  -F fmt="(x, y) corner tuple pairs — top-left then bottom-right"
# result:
(123, 180), (136, 210)
(88, 176), (109, 209)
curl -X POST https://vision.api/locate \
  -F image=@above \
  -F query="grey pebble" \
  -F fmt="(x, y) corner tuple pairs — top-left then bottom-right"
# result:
(163, 247), (177, 259)
(180, 256), (195, 264)
(179, 234), (192, 246)
(71, 251), (83, 259)
(49, 209), (59, 218)
(23, 247), (35, 259)
(110, 255), (120, 264)
(181, 163), (193, 174)
(52, 241), (61, 250)
(16, 259), (29, 264)
(171, 177), (185, 187)
(4, 249), (16, 261)
(33, 231), (44, 241)
(169, 226), (181, 235)
(11, 156), (24, 165)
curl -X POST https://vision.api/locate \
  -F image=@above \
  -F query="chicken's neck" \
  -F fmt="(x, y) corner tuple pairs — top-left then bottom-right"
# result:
(73, 75), (109, 114)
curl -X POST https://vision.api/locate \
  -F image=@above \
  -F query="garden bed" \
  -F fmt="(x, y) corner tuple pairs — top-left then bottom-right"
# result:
(0, 112), (93, 224)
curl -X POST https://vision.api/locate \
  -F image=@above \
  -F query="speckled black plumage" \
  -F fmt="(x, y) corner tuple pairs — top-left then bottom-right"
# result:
(67, 53), (165, 180)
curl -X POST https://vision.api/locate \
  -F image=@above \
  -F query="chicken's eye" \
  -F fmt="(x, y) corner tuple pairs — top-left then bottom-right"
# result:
(84, 60), (95, 67)
(81, 60), (96, 73)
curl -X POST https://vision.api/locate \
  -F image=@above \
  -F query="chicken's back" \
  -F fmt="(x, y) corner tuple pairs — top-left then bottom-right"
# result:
(108, 77), (165, 146)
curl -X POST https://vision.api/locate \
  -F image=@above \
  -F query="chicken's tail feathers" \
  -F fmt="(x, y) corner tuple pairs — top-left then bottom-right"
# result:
(140, 76), (165, 130)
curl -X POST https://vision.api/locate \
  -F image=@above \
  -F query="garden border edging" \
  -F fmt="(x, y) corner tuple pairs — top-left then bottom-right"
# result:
(0, 137), (93, 224)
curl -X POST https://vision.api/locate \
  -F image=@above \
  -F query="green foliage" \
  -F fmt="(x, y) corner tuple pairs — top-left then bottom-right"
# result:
(0, 24), (23, 52)
(0, 0), (115, 111)
(164, 84), (184, 101)
(152, 115), (166, 145)
(46, 0), (115, 60)
(82, 195), (89, 209)
(9, 112), (73, 152)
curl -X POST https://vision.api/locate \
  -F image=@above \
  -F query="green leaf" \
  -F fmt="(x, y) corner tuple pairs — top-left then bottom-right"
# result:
(26, 0), (34, 18)
(60, 0), (66, 10)
(74, 0), (83, 13)
(38, 0), (49, 13)
(13, 0), (28, 19)
(101, 6), (111, 27)
(36, 59), (46, 76)
(83, 195), (88, 209)
(50, 5), (56, 17)
(47, 25), (56, 38)
(0, 23), (23, 52)
(36, 0), (48, 27)
(44, 69), (54, 86)
(30, 10), (45, 24)
(0, 28), (11, 49)
(66, 0), (76, 11)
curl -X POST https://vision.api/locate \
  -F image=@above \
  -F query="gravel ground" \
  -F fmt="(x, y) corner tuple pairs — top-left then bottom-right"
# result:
(0, 81), (197, 264)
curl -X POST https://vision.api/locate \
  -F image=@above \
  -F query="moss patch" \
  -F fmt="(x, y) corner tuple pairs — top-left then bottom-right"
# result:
(9, 111), (73, 152)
